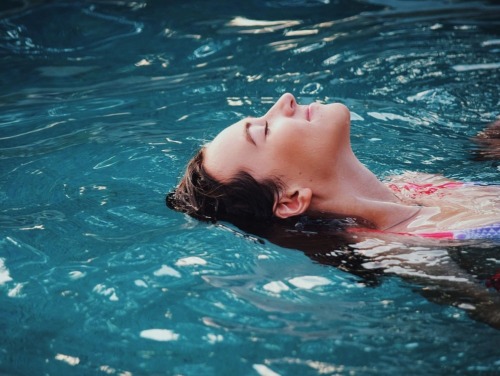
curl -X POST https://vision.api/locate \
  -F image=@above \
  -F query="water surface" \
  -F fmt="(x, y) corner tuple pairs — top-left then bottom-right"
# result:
(1, 0), (499, 375)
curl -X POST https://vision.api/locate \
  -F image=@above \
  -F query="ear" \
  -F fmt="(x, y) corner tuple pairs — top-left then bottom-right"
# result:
(274, 188), (312, 219)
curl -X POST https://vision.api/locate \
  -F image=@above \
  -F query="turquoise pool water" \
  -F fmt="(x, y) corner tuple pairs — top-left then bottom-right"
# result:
(1, 0), (499, 374)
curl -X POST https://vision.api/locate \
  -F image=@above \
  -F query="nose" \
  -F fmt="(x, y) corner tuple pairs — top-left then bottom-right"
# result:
(266, 93), (296, 118)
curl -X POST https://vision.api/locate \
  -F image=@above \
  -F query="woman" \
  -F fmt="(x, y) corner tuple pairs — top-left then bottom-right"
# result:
(167, 93), (500, 240)
(168, 93), (500, 329)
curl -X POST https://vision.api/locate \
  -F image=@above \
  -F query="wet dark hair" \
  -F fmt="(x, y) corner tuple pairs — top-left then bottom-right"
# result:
(166, 148), (381, 286)
(166, 148), (284, 222)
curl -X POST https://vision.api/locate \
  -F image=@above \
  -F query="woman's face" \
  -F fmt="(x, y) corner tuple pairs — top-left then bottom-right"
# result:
(204, 93), (351, 189)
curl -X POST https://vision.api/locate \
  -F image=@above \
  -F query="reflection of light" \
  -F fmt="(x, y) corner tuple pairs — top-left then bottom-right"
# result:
(452, 63), (500, 72)
(482, 39), (500, 46)
(20, 225), (45, 230)
(227, 97), (253, 106)
(140, 329), (180, 342)
(284, 29), (318, 37)
(55, 354), (80, 366)
(226, 16), (301, 34)
(268, 40), (298, 52)
(246, 74), (262, 82)
(0, 258), (12, 285)
(293, 41), (325, 54)
(135, 58), (151, 67)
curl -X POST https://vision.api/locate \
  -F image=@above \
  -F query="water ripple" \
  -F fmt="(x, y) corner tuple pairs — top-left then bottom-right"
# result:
(0, 3), (143, 55)
(1, 1), (499, 374)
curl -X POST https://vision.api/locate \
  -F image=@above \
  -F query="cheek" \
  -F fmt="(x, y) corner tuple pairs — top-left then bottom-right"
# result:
(287, 130), (343, 179)
(265, 136), (323, 179)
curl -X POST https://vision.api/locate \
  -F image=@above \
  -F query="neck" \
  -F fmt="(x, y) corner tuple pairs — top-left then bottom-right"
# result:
(310, 151), (421, 230)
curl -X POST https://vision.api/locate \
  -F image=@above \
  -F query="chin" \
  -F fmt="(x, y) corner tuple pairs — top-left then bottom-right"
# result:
(327, 103), (351, 129)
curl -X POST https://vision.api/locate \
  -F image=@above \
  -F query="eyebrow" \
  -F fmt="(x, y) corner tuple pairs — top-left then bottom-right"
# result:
(244, 121), (256, 145)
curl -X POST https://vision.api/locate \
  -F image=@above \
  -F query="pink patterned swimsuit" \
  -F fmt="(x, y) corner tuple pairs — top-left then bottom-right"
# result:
(379, 181), (499, 240)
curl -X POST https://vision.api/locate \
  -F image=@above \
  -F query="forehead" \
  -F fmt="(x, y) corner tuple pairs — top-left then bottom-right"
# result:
(207, 118), (246, 154)
(203, 119), (247, 181)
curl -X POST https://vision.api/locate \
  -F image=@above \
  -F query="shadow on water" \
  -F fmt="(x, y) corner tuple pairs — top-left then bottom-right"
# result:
(222, 212), (500, 330)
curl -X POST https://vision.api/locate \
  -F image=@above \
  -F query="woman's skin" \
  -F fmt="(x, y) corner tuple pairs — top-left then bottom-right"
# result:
(192, 93), (500, 329)
(203, 93), (497, 233)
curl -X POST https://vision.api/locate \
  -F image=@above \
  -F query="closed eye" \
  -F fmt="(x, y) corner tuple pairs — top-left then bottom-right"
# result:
(244, 121), (256, 145)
